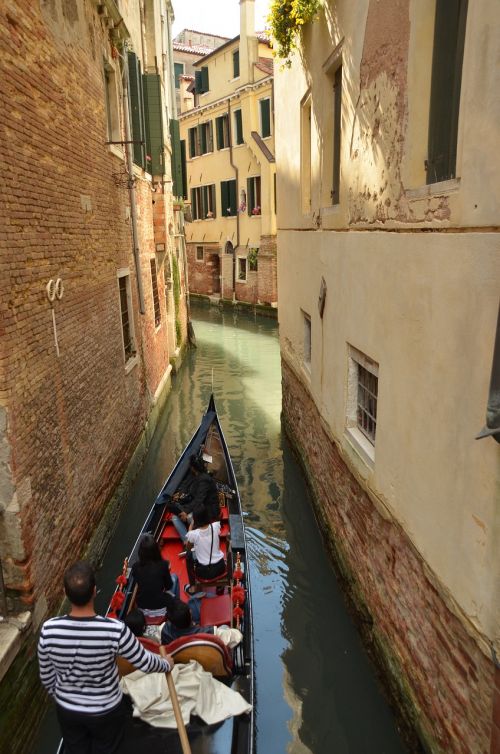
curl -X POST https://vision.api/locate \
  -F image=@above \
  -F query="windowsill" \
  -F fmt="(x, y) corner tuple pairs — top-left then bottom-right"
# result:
(321, 203), (341, 217)
(261, 135), (272, 141)
(222, 215), (237, 219)
(234, 142), (245, 148)
(231, 76), (240, 83)
(217, 147), (230, 152)
(344, 426), (375, 469)
(125, 355), (139, 374)
(302, 362), (311, 380)
(249, 214), (261, 219)
(237, 279), (247, 284)
(154, 322), (162, 334)
(107, 143), (124, 161)
(405, 177), (460, 200)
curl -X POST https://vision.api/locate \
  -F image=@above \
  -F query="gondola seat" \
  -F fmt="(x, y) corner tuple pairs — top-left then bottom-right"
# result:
(166, 633), (233, 677)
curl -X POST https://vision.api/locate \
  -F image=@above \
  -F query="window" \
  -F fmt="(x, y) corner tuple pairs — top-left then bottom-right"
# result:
(247, 176), (261, 215)
(426, 0), (468, 183)
(346, 347), (379, 462)
(234, 109), (243, 145)
(118, 271), (136, 363)
(301, 93), (312, 213)
(332, 65), (342, 204)
(104, 61), (120, 143)
(150, 259), (161, 327)
(216, 115), (230, 150)
(195, 65), (209, 94)
(174, 62), (184, 89)
(238, 257), (247, 281)
(303, 312), (311, 369)
(233, 50), (240, 78)
(260, 98), (271, 138)
(221, 179), (237, 216)
(196, 246), (204, 261)
(188, 122), (213, 157)
(191, 184), (216, 220)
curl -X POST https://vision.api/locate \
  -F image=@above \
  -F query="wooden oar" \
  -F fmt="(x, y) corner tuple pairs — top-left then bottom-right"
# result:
(160, 646), (191, 754)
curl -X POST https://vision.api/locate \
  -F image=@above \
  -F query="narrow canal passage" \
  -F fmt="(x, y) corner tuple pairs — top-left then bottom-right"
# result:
(35, 304), (408, 754)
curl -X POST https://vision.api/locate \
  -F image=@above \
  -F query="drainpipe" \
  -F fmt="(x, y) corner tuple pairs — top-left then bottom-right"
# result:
(228, 98), (239, 301)
(0, 558), (8, 616)
(122, 42), (146, 314)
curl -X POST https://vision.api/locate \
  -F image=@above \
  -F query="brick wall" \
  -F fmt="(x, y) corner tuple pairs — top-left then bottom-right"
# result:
(0, 0), (181, 620)
(187, 243), (221, 296)
(282, 359), (497, 754)
(257, 234), (277, 305)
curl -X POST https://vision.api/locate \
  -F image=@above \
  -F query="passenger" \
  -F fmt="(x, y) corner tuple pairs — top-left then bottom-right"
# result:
(184, 507), (226, 594)
(123, 608), (147, 637)
(131, 534), (180, 617)
(160, 598), (215, 645)
(169, 455), (220, 551)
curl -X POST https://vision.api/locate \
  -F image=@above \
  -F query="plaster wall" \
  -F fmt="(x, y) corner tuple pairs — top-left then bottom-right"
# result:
(275, 0), (500, 657)
(195, 39), (272, 105)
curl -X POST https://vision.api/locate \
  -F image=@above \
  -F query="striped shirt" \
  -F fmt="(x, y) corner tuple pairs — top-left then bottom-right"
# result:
(38, 615), (169, 714)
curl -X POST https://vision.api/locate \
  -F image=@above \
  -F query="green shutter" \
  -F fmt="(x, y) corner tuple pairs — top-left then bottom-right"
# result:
(235, 109), (243, 144)
(221, 180), (229, 216)
(427, 0), (468, 183)
(233, 50), (240, 78)
(199, 124), (207, 154)
(169, 119), (183, 198)
(260, 99), (271, 138)
(216, 117), (224, 150)
(190, 188), (196, 219)
(189, 127), (196, 158)
(210, 185), (216, 217)
(229, 180), (237, 214)
(128, 52), (146, 169)
(195, 70), (203, 92)
(180, 140), (187, 199)
(247, 177), (254, 214)
(143, 73), (164, 175)
(201, 66), (209, 93)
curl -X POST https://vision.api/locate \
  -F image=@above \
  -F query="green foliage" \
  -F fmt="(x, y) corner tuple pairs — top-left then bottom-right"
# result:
(268, 0), (321, 65)
(171, 252), (182, 345)
(248, 247), (259, 271)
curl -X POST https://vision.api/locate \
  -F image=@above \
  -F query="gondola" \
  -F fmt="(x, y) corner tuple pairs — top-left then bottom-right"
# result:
(56, 395), (254, 754)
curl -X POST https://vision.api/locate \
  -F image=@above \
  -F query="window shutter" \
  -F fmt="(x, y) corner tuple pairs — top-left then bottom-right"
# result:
(180, 140), (187, 199)
(143, 73), (164, 175)
(233, 50), (240, 78)
(169, 119), (183, 198)
(174, 62), (184, 89)
(216, 117), (223, 149)
(202, 185), (208, 217)
(199, 124), (207, 154)
(210, 185), (216, 217)
(260, 99), (271, 138)
(229, 180), (237, 214)
(208, 121), (214, 152)
(221, 180), (229, 216)
(201, 66), (209, 93)
(128, 52), (146, 169)
(195, 70), (203, 92)
(189, 127), (196, 158)
(427, 0), (468, 183)
(190, 188), (196, 219)
(235, 109), (243, 144)
(247, 177), (254, 214)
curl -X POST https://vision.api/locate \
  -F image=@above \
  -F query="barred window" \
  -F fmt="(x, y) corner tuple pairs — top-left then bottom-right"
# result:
(150, 258), (161, 327)
(196, 246), (204, 261)
(117, 270), (135, 363)
(357, 364), (378, 443)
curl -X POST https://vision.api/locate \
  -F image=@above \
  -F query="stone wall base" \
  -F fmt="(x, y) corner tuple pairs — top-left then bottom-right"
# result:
(281, 357), (497, 754)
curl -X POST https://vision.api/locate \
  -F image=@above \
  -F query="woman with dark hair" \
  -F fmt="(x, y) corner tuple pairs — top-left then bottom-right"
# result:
(131, 535), (179, 615)
(184, 507), (226, 595)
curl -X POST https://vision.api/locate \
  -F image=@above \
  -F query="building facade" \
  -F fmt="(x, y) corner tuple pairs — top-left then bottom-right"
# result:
(275, 1), (500, 752)
(179, 0), (277, 308)
(0, 0), (186, 748)
(173, 29), (230, 113)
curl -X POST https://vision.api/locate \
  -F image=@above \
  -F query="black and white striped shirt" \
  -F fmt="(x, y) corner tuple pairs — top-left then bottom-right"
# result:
(38, 615), (169, 714)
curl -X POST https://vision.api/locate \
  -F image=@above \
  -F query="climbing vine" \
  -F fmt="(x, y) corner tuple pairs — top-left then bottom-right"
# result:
(171, 252), (182, 345)
(268, 0), (321, 65)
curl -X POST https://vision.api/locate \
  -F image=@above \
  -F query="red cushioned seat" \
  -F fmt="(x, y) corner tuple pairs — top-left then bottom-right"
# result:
(199, 594), (232, 627)
(138, 636), (161, 653)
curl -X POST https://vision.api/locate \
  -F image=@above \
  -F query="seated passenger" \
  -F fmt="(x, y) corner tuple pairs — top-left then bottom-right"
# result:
(185, 507), (226, 594)
(160, 599), (214, 645)
(131, 534), (179, 615)
(169, 455), (220, 549)
(123, 608), (147, 637)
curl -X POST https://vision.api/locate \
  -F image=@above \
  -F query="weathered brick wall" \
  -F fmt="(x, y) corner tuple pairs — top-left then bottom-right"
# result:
(187, 244), (221, 296)
(235, 271), (258, 303)
(0, 0), (178, 621)
(282, 359), (496, 754)
(257, 234), (277, 305)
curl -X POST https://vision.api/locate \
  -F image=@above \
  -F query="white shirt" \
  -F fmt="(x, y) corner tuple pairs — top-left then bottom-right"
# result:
(187, 522), (224, 565)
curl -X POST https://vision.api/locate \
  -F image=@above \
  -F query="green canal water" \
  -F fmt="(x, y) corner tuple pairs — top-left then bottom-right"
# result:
(34, 304), (408, 754)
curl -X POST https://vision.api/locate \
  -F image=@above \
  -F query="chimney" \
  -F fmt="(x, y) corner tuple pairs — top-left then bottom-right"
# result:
(239, 0), (258, 83)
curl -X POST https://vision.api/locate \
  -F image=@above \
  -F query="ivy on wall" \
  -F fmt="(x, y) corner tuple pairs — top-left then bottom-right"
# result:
(268, 0), (321, 65)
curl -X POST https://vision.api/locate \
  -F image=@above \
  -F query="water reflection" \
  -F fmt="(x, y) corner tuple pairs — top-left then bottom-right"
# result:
(34, 304), (407, 754)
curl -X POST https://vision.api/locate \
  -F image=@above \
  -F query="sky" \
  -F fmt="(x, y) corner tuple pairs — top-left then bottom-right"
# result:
(172, 0), (271, 39)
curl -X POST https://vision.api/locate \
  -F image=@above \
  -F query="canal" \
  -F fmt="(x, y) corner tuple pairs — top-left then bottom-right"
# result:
(35, 304), (409, 754)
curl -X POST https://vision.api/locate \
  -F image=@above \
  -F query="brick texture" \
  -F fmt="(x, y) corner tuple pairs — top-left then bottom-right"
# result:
(282, 358), (496, 754)
(0, 0), (181, 618)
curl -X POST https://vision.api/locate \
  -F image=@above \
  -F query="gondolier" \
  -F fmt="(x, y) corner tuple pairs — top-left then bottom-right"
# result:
(38, 560), (174, 754)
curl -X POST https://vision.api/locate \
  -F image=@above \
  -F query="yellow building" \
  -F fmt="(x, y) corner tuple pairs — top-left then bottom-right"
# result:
(274, 1), (500, 752)
(179, 0), (277, 308)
